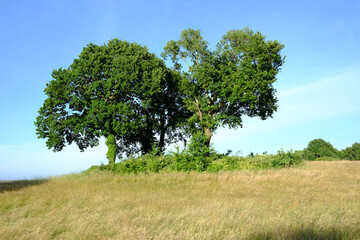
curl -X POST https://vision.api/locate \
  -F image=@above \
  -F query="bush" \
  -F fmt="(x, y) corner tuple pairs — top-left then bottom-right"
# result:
(87, 149), (304, 174)
(207, 150), (303, 172)
(302, 139), (340, 160)
(145, 154), (174, 173)
(115, 157), (148, 174)
(172, 132), (216, 172)
(98, 154), (175, 174)
(86, 134), (304, 174)
(207, 156), (244, 172)
(270, 149), (303, 167)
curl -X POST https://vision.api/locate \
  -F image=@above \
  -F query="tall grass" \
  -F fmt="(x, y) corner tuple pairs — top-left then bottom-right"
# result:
(1, 161), (360, 239)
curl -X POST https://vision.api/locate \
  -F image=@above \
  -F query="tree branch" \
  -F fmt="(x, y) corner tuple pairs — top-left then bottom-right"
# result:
(179, 54), (190, 69)
(194, 98), (202, 121)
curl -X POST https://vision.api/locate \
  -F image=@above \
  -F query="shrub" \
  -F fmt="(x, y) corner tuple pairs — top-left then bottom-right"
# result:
(144, 154), (175, 173)
(207, 156), (245, 172)
(207, 150), (303, 172)
(112, 154), (175, 174)
(270, 149), (303, 167)
(86, 135), (304, 174)
(115, 157), (148, 174)
(172, 132), (217, 172)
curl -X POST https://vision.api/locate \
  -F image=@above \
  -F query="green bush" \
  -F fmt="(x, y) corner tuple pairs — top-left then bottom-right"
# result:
(115, 158), (147, 174)
(112, 154), (175, 174)
(86, 135), (304, 174)
(144, 154), (175, 173)
(207, 150), (303, 172)
(87, 149), (304, 174)
(172, 132), (216, 172)
(270, 149), (303, 167)
(207, 156), (244, 172)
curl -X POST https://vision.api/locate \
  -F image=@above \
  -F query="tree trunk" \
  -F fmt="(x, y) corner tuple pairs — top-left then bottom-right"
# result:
(157, 114), (166, 155)
(141, 114), (154, 155)
(158, 128), (165, 155)
(141, 140), (152, 155)
(105, 134), (117, 166)
(204, 127), (213, 148)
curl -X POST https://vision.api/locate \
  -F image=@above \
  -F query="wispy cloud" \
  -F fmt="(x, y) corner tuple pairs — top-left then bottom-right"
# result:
(213, 66), (360, 154)
(277, 76), (338, 98)
(278, 67), (360, 118)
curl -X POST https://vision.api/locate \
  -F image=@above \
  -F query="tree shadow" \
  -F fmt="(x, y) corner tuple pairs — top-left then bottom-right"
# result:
(247, 226), (358, 240)
(0, 179), (48, 193)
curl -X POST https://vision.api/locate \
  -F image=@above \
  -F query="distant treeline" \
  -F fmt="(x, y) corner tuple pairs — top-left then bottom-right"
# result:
(301, 139), (360, 161)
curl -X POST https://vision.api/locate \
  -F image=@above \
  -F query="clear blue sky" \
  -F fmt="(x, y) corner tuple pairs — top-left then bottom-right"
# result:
(1, 0), (359, 180)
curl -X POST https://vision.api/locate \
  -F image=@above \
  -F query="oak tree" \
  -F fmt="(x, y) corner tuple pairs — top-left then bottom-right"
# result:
(162, 28), (285, 147)
(35, 39), (188, 164)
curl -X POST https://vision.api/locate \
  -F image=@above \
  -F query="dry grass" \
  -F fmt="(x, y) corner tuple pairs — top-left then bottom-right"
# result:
(1, 161), (360, 239)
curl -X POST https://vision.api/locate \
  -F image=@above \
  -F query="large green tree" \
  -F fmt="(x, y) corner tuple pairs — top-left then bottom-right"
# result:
(302, 138), (340, 160)
(35, 39), (188, 164)
(162, 28), (285, 146)
(341, 143), (360, 160)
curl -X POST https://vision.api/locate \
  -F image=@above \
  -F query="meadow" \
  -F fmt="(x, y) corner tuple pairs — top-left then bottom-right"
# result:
(1, 161), (360, 239)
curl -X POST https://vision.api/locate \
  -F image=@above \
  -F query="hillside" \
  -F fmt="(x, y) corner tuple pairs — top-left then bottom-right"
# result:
(1, 161), (360, 239)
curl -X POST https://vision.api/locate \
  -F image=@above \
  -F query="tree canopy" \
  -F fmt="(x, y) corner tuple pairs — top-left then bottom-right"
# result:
(302, 138), (340, 160)
(35, 39), (188, 164)
(341, 143), (360, 160)
(162, 28), (285, 146)
(36, 28), (285, 165)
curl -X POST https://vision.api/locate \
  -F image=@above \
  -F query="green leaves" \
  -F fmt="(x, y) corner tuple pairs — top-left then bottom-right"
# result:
(163, 28), (285, 146)
(36, 39), (188, 163)
(302, 139), (341, 160)
(341, 143), (360, 160)
(36, 29), (284, 164)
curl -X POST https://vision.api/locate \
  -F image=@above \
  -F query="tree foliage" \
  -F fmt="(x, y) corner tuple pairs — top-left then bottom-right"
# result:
(302, 138), (340, 160)
(36, 29), (286, 165)
(162, 28), (285, 146)
(35, 39), (188, 163)
(340, 143), (360, 160)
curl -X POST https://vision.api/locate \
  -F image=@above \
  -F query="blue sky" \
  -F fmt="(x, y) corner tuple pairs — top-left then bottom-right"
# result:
(0, 0), (359, 180)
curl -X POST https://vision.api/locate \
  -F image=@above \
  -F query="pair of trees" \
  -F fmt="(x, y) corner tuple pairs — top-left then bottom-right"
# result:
(35, 28), (285, 164)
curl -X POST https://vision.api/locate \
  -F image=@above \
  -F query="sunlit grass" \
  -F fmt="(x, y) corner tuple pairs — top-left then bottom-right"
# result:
(1, 161), (359, 239)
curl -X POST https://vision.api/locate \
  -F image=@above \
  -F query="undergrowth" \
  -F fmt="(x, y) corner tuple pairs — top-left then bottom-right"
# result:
(86, 149), (303, 175)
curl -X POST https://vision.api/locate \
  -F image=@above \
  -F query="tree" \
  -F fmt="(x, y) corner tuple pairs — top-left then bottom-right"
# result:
(340, 143), (360, 160)
(35, 39), (188, 165)
(162, 28), (285, 147)
(302, 138), (340, 160)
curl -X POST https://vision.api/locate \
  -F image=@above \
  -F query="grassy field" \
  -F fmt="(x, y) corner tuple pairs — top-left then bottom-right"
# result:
(1, 161), (360, 239)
